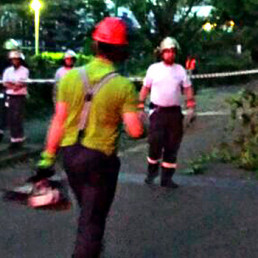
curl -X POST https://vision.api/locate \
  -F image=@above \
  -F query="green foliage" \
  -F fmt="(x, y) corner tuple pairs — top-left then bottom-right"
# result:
(185, 150), (219, 175)
(24, 52), (93, 118)
(41, 52), (65, 60)
(1, 0), (258, 82)
(220, 90), (258, 171)
(211, 0), (258, 63)
(27, 52), (93, 78)
(204, 51), (252, 73)
(25, 83), (53, 119)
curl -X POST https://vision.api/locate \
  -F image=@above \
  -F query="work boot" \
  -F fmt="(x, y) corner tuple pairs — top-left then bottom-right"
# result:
(161, 167), (179, 189)
(144, 163), (159, 185)
(0, 133), (3, 142)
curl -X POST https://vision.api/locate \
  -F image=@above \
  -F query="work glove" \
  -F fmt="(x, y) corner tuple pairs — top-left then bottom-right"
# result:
(185, 108), (196, 128)
(137, 102), (148, 138)
(138, 110), (148, 124)
(27, 151), (56, 183)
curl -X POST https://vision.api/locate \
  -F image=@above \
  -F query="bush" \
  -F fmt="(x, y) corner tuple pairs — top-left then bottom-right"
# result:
(24, 52), (93, 118)
(219, 89), (258, 172)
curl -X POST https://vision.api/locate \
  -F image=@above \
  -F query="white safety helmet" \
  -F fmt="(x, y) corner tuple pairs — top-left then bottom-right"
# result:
(8, 50), (25, 60)
(3, 38), (20, 50)
(160, 37), (180, 51)
(64, 50), (77, 59)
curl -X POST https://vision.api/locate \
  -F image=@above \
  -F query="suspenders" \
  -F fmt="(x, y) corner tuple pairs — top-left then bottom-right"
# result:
(78, 67), (118, 137)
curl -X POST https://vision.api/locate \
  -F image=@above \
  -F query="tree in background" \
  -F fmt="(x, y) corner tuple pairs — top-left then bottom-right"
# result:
(41, 0), (110, 51)
(211, 0), (258, 63)
(0, 0), (110, 52)
(1, 0), (257, 75)
(113, 0), (205, 74)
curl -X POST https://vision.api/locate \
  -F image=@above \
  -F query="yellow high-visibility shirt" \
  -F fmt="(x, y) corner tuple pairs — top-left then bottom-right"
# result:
(57, 57), (138, 155)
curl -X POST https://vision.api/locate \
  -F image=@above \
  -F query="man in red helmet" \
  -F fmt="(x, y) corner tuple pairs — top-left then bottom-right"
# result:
(31, 17), (143, 257)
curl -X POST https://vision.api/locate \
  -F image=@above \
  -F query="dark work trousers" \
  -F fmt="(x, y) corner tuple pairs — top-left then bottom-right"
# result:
(7, 95), (26, 142)
(148, 105), (184, 164)
(0, 89), (7, 133)
(62, 144), (120, 258)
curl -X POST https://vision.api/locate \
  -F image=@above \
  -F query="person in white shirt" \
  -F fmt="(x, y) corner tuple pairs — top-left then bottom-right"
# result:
(53, 50), (77, 103)
(138, 37), (196, 188)
(2, 50), (29, 149)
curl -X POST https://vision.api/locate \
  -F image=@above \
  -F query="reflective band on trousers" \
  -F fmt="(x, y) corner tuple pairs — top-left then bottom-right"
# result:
(161, 162), (177, 169)
(147, 157), (160, 164)
(11, 137), (26, 143)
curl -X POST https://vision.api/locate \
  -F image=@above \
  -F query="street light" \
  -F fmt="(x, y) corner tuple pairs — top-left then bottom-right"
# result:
(30, 0), (42, 55)
(202, 22), (216, 32)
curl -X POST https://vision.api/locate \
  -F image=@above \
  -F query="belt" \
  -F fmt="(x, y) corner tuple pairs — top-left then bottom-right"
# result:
(149, 102), (181, 110)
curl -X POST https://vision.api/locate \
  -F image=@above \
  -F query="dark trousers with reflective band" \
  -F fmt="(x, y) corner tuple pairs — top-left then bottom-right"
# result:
(7, 95), (25, 141)
(62, 144), (120, 258)
(148, 105), (183, 165)
(0, 90), (7, 133)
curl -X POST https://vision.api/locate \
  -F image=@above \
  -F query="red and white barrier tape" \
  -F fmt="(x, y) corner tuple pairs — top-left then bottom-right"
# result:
(1, 68), (258, 84)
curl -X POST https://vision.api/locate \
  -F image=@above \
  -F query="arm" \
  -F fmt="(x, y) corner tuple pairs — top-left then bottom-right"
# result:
(44, 101), (68, 155)
(139, 85), (150, 103)
(3, 82), (16, 89)
(30, 101), (68, 181)
(183, 86), (196, 126)
(15, 68), (29, 89)
(183, 86), (196, 108)
(138, 85), (150, 109)
(123, 112), (143, 138)
(139, 65), (152, 107)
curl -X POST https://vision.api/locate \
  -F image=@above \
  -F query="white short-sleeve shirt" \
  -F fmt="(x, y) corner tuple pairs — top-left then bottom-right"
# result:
(2, 65), (29, 95)
(55, 67), (71, 82)
(144, 62), (191, 107)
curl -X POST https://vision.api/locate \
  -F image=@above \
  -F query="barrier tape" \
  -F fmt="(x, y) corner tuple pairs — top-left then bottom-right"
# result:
(130, 68), (258, 81)
(0, 68), (258, 84)
(0, 79), (56, 84)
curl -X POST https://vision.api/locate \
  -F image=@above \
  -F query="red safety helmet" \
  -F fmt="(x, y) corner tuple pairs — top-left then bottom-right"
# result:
(92, 17), (128, 45)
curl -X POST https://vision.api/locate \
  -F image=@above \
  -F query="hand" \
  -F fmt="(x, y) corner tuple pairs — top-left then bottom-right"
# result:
(37, 151), (56, 169)
(138, 110), (148, 124)
(13, 83), (23, 91)
(28, 151), (56, 182)
(138, 111), (148, 138)
(185, 108), (196, 127)
(15, 82), (26, 88)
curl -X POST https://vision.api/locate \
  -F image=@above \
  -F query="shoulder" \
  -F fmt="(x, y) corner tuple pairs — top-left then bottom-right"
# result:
(3, 66), (12, 73)
(62, 67), (81, 81)
(58, 67), (82, 91)
(112, 74), (134, 89)
(19, 66), (29, 73)
(174, 63), (186, 73)
(109, 74), (136, 98)
(55, 67), (65, 78)
(147, 62), (162, 71)
(56, 67), (64, 73)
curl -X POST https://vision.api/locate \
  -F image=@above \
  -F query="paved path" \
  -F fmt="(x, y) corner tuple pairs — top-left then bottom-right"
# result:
(0, 116), (257, 258)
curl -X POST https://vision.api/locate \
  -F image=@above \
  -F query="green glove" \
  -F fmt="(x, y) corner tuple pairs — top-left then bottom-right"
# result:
(37, 151), (56, 169)
(27, 151), (57, 182)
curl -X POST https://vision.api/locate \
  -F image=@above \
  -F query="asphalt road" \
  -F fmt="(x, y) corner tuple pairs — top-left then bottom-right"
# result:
(0, 116), (258, 258)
